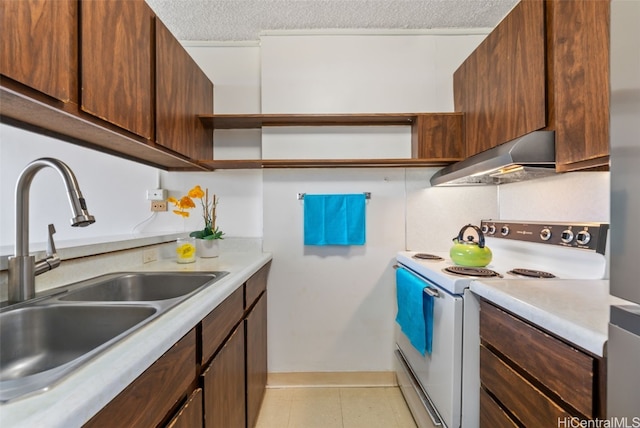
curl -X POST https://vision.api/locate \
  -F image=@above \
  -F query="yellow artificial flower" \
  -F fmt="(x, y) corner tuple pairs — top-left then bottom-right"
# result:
(188, 185), (205, 199)
(168, 185), (224, 240)
(178, 196), (196, 209)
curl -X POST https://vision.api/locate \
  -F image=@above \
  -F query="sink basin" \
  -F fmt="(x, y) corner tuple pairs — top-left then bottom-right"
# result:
(0, 270), (229, 401)
(60, 272), (227, 302)
(0, 304), (157, 401)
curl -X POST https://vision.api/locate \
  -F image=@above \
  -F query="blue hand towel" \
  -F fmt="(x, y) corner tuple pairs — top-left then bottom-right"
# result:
(304, 194), (366, 245)
(395, 267), (434, 356)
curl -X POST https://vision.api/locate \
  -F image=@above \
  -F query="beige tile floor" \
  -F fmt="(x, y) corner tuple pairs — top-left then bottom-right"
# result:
(255, 387), (418, 428)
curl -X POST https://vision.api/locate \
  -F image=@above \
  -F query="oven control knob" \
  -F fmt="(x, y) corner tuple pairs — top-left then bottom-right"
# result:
(500, 226), (510, 236)
(481, 224), (489, 234)
(561, 229), (574, 243)
(540, 228), (552, 241)
(576, 230), (591, 245)
(487, 225), (496, 235)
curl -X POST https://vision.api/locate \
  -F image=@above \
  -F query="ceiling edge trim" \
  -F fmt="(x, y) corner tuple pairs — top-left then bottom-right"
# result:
(259, 28), (493, 37)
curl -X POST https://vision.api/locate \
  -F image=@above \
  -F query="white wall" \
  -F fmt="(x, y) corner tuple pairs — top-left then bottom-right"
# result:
(185, 44), (263, 160)
(0, 124), (160, 247)
(258, 33), (491, 373)
(260, 33), (485, 160)
(406, 168), (499, 252)
(156, 169), (263, 238)
(263, 168), (406, 371)
(260, 33), (484, 113)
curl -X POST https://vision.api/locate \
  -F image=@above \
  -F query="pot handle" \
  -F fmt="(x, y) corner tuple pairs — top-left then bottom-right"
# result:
(456, 224), (486, 248)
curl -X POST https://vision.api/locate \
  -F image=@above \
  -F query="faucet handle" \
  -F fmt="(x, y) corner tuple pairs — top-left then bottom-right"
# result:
(35, 223), (61, 275)
(46, 224), (57, 257)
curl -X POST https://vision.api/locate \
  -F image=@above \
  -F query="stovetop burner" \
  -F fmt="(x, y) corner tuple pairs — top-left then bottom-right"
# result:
(413, 253), (444, 261)
(444, 266), (503, 278)
(507, 268), (556, 279)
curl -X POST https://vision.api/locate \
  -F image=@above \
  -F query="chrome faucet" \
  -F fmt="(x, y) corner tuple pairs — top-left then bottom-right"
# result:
(8, 158), (95, 303)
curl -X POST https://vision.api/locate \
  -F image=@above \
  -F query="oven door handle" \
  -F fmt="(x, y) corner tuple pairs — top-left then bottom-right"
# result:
(423, 286), (440, 298)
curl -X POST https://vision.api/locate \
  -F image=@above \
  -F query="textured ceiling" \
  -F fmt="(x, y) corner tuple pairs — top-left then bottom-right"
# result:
(145, 0), (519, 42)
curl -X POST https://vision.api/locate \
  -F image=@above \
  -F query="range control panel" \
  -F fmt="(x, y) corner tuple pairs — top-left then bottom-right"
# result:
(480, 220), (609, 254)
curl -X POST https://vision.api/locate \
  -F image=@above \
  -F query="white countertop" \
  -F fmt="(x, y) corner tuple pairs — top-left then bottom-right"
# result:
(470, 279), (630, 357)
(0, 251), (272, 428)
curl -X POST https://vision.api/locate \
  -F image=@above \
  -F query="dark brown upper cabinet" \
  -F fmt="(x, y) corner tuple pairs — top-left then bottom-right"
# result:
(80, 0), (154, 140)
(1, 0), (213, 170)
(547, 0), (610, 172)
(0, 0), (78, 103)
(454, 0), (610, 172)
(454, 0), (546, 158)
(156, 18), (213, 160)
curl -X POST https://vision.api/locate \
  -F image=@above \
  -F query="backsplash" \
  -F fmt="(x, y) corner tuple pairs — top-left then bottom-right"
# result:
(405, 169), (610, 252)
(497, 171), (610, 222)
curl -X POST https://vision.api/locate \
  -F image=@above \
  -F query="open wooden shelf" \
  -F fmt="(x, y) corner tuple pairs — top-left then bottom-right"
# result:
(196, 112), (464, 169)
(198, 113), (420, 129)
(197, 158), (455, 170)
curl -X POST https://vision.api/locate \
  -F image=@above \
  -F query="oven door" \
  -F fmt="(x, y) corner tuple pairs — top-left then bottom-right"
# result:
(395, 266), (463, 428)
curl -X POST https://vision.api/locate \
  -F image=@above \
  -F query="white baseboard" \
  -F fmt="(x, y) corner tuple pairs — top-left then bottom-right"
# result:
(267, 371), (397, 388)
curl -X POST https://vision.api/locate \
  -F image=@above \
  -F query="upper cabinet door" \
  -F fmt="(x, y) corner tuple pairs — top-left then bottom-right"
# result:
(453, 0), (547, 157)
(80, 0), (154, 140)
(156, 18), (213, 160)
(0, 0), (78, 102)
(548, 0), (610, 171)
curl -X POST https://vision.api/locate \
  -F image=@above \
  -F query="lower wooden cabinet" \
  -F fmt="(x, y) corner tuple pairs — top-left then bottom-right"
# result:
(479, 299), (605, 427)
(202, 325), (246, 428)
(479, 387), (518, 428)
(246, 293), (268, 428)
(85, 329), (197, 428)
(82, 262), (270, 428)
(167, 388), (204, 428)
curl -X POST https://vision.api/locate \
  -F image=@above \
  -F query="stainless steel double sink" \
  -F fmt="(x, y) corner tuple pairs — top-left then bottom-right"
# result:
(0, 271), (228, 402)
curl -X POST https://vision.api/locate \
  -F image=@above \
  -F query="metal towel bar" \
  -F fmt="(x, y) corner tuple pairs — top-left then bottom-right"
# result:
(297, 192), (371, 200)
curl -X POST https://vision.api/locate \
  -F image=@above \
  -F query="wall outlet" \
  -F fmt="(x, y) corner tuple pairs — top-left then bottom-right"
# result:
(147, 189), (168, 200)
(150, 200), (168, 212)
(142, 248), (158, 264)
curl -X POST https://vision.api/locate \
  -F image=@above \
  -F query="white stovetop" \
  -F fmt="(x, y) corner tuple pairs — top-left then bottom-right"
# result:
(470, 278), (633, 357)
(0, 251), (272, 428)
(397, 242), (618, 356)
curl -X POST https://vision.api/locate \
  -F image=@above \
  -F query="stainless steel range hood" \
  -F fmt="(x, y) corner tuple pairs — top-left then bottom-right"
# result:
(430, 131), (556, 186)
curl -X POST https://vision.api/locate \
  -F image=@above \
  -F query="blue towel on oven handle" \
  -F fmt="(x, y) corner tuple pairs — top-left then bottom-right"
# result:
(395, 267), (434, 356)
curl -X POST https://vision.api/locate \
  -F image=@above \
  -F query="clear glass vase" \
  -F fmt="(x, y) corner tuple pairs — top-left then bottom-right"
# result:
(176, 237), (196, 263)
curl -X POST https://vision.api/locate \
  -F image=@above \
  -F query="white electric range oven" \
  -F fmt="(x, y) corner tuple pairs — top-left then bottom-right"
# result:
(394, 220), (609, 428)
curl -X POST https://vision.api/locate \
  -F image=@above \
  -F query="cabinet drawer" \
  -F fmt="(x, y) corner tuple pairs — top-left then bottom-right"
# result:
(479, 387), (518, 428)
(480, 345), (571, 426)
(166, 387), (203, 428)
(85, 329), (197, 428)
(245, 261), (270, 309)
(480, 300), (595, 417)
(201, 286), (244, 365)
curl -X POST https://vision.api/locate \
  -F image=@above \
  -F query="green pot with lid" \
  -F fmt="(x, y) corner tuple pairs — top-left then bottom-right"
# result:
(450, 224), (493, 267)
